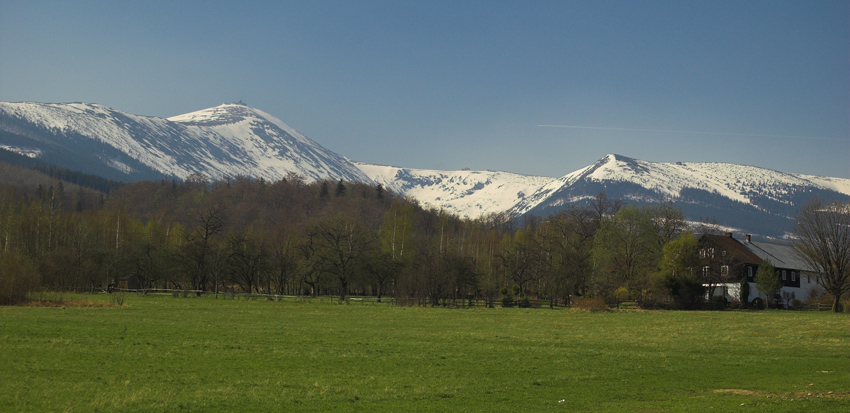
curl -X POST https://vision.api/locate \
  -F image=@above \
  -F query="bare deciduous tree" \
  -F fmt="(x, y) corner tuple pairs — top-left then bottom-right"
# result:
(793, 199), (850, 312)
(309, 214), (375, 301)
(182, 205), (225, 294)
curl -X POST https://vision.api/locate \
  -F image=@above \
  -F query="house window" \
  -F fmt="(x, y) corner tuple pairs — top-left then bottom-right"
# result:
(791, 271), (796, 282)
(702, 266), (709, 278)
(709, 248), (715, 259)
(748, 266), (753, 279)
(721, 265), (729, 276)
(782, 270), (787, 281)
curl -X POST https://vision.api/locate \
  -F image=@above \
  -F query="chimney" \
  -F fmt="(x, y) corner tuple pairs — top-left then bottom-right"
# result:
(725, 232), (733, 238)
(745, 234), (751, 243)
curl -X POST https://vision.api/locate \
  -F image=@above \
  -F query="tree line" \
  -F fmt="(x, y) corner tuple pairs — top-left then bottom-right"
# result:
(1, 172), (846, 310)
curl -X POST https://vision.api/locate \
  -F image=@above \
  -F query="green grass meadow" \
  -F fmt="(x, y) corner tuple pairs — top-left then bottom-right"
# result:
(1, 295), (847, 412)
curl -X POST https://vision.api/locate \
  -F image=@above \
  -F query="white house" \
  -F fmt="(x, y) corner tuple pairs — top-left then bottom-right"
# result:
(699, 233), (822, 308)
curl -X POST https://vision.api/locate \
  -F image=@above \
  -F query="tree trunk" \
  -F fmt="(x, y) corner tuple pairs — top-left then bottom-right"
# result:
(338, 278), (348, 301)
(832, 295), (842, 313)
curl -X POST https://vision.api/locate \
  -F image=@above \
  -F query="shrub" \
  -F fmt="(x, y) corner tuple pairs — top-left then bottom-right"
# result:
(111, 292), (127, 307)
(705, 295), (728, 311)
(501, 296), (514, 308)
(662, 275), (704, 310)
(571, 297), (609, 312)
(615, 287), (630, 302)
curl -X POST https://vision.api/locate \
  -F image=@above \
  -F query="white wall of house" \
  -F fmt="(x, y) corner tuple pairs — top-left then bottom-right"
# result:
(745, 274), (823, 308)
(797, 272), (823, 300)
(708, 275), (824, 308)
(706, 283), (741, 301)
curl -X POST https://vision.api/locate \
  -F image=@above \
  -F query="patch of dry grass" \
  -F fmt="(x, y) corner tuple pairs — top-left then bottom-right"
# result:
(20, 292), (116, 308)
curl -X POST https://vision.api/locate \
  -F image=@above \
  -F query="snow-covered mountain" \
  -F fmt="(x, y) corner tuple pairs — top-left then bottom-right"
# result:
(512, 154), (850, 213)
(357, 154), (850, 237)
(354, 162), (555, 219)
(0, 102), (371, 183)
(512, 154), (850, 237)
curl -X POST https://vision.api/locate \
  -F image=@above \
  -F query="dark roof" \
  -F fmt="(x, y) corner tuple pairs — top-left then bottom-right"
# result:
(741, 240), (818, 272)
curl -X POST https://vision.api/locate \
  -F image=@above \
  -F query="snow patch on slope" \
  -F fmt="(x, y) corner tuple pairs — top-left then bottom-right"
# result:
(0, 145), (41, 158)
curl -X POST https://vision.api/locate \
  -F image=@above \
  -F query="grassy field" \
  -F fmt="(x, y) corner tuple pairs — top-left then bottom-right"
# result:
(0, 295), (847, 412)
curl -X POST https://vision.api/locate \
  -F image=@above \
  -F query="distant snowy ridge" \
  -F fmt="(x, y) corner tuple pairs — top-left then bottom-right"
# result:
(357, 154), (850, 236)
(354, 162), (555, 219)
(512, 154), (850, 216)
(0, 102), (372, 183)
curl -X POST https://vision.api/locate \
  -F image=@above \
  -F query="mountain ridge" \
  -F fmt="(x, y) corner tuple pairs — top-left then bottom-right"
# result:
(504, 154), (850, 237)
(1, 101), (847, 238)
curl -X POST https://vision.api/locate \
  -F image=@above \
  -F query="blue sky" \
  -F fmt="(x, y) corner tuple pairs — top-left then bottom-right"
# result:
(1, 1), (847, 178)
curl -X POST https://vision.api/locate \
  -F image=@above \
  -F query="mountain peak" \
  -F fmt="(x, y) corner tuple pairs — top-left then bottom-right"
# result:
(584, 154), (647, 179)
(599, 153), (637, 164)
(167, 103), (312, 144)
(168, 103), (269, 125)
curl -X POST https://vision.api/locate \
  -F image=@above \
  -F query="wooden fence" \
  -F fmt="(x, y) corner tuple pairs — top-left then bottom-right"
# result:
(108, 289), (841, 311)
(111, 289), (401, 304)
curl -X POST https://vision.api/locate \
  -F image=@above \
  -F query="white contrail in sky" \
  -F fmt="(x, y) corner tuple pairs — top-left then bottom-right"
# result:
(537, 124), (848, 141)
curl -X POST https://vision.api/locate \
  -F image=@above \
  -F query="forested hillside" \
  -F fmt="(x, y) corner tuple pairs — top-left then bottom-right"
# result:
(0, 146), (123, 193)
